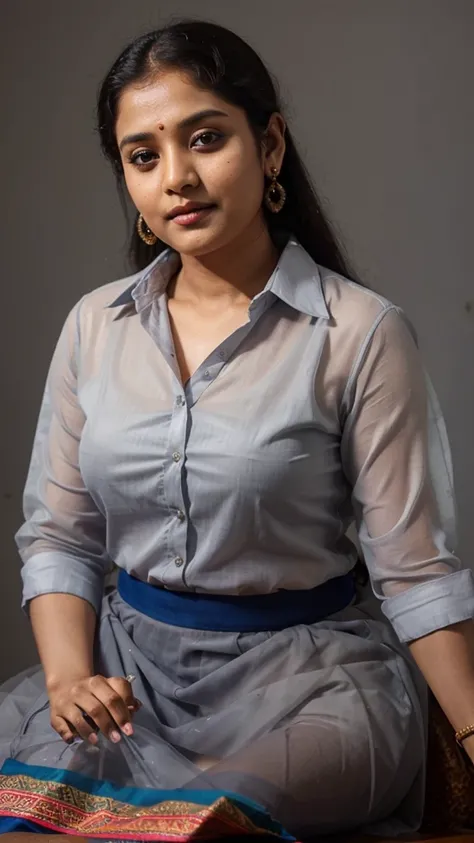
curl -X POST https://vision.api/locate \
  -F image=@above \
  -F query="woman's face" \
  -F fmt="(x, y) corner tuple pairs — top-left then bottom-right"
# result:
(115, 70), (285, 257)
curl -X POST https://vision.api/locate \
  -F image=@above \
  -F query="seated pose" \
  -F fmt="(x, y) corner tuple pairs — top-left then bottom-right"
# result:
(1, 19), (473, 843)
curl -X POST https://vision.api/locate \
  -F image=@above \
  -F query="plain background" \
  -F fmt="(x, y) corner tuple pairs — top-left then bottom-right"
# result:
(0, 0), (472, 680)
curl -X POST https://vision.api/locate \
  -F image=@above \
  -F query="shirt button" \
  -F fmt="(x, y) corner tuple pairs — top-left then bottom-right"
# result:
(172, 451), (181, 463)
(176, 510), (185, 522)
(218, 351), (225, 359)
(175, 395), (184, 406)
(174, 556), (184, 567)
(204, 370), (210, 378)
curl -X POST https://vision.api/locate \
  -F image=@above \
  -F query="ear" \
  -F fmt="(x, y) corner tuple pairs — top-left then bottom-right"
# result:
(262, 112), (286, 176)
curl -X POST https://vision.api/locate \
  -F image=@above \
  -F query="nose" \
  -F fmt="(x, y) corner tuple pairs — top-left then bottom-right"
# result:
(162, 149), (200, 195)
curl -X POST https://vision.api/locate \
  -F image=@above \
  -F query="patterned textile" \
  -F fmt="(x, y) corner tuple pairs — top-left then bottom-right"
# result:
(0, 759), (297, 840)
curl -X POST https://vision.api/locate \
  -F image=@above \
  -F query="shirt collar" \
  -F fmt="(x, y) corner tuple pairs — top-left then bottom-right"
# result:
(107, 237), (329, 320)
(258, 237), (329, 319)
(107, 250), (180, 312)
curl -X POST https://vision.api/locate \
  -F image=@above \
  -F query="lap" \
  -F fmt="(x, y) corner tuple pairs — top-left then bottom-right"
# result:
(0, 592), (426, 837)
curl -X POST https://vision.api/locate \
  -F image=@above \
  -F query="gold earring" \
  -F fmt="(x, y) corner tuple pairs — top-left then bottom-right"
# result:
(265, 167), (286, 213)
(136, 214), (158, 246)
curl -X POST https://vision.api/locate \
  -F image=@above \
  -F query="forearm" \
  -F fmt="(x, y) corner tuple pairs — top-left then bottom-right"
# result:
(29, 593), (96, 688)
(409, 618), (474, 758)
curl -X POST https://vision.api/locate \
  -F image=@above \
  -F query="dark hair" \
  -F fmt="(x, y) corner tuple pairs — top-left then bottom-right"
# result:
(98, 19), (354, 278)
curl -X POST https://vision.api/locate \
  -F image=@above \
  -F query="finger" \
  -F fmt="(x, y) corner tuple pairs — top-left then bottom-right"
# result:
(108, 676), (136, 707)
(50, 714), (75, 744)
(73, 688), (120, 742)
(60, 704), (99, 744)
(100, 677), (135, 735)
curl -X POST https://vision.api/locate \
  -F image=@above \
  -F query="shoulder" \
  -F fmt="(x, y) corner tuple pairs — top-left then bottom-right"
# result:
(78, 270), (141, 318)
(51, 271), (144, 372)
(321, 268), (393, 326)
(60, 269), (142, 344)
(315, 268), (420, 421)
(70, 250), (171, 333)
(319, 267), (416, 351)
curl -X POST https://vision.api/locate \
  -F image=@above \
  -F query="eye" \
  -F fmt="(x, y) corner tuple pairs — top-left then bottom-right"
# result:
(191, 131), (223, 149)
(128, 149), (158, 168)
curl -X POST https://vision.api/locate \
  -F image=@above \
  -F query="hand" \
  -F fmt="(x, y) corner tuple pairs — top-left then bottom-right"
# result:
(47, 674), (139, 745)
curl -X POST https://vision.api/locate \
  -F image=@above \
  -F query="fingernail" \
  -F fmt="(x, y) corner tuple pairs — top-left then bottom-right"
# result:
(110, 730), (121, 743)
(88, 733), (98, 746)
(122, 723), (133, 736)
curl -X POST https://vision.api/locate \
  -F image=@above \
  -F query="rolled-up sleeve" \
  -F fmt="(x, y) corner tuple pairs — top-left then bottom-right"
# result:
(341, 306), (474, 643)
(16, 301), (110, 614)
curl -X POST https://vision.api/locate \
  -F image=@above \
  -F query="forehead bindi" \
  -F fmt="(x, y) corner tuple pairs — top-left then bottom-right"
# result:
(116, 73), (234, 140)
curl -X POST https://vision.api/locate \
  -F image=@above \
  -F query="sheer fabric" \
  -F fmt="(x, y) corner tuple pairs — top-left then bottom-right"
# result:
(3, 239), (472, 837)
(16, 239), (473, 642)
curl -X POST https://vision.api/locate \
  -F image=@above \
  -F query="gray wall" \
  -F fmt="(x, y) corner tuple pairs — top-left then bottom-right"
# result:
(0, 0), (472, 679)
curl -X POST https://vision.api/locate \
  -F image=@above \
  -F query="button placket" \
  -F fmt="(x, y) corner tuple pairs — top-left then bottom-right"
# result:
(162, 391), (189, 583)
(142, 299), (193, 585)
(185, 322), (259, 405)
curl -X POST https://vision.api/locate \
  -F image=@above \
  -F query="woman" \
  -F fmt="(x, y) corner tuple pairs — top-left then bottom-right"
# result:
(1, 19), (474, 843)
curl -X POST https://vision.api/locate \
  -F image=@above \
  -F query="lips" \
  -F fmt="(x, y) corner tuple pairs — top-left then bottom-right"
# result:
(167, 202), (215, 220)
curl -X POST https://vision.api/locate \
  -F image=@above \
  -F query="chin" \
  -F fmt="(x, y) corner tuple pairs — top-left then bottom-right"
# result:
(164, 223), (236, 258)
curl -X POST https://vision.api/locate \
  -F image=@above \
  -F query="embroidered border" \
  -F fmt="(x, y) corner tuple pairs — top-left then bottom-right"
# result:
(0, 771), (281, 840)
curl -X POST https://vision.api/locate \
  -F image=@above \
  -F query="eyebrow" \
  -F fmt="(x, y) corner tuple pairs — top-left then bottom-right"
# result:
(118, 109), (229, 151)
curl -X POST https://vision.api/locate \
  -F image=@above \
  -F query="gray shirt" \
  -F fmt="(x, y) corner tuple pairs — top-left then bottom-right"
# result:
(17, 238), (474, 643)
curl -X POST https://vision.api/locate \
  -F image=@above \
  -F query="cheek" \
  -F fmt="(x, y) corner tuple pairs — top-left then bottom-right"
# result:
(123, 169), (158, 212)
(209, 146), (264, 210)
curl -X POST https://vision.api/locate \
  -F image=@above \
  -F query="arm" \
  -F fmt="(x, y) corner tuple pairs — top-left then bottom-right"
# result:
(30, 592), (135, 743)
(16, 302), (108, 614)
(410, 621), (474, 761)
(17, 304), (135, 741)
(342, 306), (474, 758)
(30, 593), (95, 687)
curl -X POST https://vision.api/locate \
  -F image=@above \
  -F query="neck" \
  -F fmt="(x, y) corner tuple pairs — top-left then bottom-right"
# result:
(172, 220), (280, 305)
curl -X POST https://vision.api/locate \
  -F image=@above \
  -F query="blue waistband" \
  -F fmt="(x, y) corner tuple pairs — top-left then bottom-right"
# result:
(117, 569), (356, 632)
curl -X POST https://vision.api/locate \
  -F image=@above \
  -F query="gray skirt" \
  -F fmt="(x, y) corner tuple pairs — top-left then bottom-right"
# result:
(0, 589), (426, 839)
